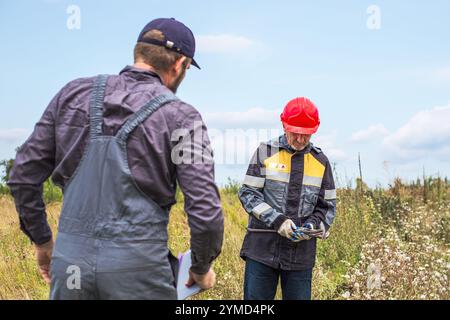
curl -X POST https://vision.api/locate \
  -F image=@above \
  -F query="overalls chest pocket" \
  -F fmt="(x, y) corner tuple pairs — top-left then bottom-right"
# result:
(263, 179), (287, 213)
(299, 185), (320, 218)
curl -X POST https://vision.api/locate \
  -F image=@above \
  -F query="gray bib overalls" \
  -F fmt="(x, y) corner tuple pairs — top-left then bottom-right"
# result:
(50, 75), (178, 299)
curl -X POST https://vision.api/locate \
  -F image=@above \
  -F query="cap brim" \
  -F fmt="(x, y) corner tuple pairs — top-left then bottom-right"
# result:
(282, 122), (319, 134)
(191, 58), (201, 69)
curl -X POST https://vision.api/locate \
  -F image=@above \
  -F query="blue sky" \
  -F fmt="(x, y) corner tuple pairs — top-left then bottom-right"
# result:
(1, 0), (449, 187)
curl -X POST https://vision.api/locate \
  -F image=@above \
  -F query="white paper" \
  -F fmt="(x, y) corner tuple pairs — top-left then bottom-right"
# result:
(177, 249), (202, 300)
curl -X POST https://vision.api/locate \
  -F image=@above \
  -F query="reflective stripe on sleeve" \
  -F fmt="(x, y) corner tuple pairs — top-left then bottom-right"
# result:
(243, 175), (265, 188)
(324, 189), (337, 200)
(252, 202), (272, 219)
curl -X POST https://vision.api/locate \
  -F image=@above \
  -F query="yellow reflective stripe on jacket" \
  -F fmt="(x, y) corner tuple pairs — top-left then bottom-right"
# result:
(303, 153), (325, 187)
(263, 150), (292, 183)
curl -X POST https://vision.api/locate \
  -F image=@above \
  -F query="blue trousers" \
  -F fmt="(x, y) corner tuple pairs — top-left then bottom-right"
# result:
(244, 258), (313, 300)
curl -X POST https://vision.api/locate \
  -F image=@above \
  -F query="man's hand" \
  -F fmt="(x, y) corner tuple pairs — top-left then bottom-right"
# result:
(301, 221), (330, 239)
(316, 221), (330, 239)
(290, 224), (311, 242)
(186, 267), (216, 290)
(277, 219), (298, 240)
(35, 239), (54, 284)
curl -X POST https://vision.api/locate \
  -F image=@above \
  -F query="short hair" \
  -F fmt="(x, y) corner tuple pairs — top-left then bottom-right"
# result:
(134, 29), (187, 74)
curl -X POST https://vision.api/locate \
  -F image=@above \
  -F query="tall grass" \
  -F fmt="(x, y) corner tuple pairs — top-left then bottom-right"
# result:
(0, 177), (448, 300)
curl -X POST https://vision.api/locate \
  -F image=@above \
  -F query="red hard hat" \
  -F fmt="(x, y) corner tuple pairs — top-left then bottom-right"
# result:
(280, 97), (320, 134)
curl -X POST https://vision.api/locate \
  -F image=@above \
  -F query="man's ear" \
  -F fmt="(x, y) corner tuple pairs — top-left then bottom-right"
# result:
(174, 56), (187, 73)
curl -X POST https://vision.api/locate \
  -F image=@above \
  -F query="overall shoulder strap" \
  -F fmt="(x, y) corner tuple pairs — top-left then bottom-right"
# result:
(115, 93), (177, 143)
(89, 74), (108, 139)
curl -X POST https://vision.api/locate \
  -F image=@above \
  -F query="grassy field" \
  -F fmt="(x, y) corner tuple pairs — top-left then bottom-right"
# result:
(0, 178), (448, 300)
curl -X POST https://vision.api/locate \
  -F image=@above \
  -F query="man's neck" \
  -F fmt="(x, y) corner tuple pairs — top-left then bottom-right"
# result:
(132, 62), (168, 87)
(133, 62), (155, 72)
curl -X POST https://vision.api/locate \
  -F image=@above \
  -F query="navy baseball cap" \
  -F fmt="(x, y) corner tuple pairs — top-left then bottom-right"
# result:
(137, 18), (200, 69)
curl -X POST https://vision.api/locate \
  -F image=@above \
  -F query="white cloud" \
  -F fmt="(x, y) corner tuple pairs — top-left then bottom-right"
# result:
(383, 102), (450, 161)
(203, 108), (280, 129)
(351, 124), (389, 143)
(196, 34), (255, 54)
(0, 128), (30, 143)
(314, 132), (348, 162)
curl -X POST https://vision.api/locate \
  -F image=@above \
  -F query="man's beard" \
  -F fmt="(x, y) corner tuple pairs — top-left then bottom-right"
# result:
(291, 143), (307, 151)
(168, 66), (187, 94)
(288, 139), (309, 151)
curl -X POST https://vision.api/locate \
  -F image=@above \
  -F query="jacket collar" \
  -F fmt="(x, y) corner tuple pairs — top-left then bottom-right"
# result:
(119, 65), (163, 84)
(267, 134), (313, 154)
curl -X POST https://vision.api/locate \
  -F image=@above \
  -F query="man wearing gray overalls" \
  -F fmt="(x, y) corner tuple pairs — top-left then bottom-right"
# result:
(8, 18), (224, 299)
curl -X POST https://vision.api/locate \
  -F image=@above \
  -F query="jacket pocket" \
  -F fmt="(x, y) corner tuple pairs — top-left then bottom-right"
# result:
(294, 237), (317, 267)
(241, 230), (278, 265)
(263, 179), (286, 213)
(299, 185), (320, 218)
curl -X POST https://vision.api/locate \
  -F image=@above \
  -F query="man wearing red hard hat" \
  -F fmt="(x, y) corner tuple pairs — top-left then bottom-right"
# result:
(238, 97), (336, 300)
